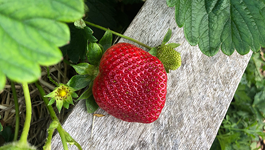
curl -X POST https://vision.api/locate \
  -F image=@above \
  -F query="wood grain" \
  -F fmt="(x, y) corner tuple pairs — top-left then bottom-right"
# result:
(52, 0), (252, 149)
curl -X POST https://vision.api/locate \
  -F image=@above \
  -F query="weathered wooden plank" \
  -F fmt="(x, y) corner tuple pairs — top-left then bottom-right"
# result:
(52, 0), (252, 149)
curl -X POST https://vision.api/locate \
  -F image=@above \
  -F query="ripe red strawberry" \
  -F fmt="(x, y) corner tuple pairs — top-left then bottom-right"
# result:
(92, 43), (167, 123)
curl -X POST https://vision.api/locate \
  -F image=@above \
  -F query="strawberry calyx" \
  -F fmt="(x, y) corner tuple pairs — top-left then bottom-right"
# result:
(148, 29), (182, 73)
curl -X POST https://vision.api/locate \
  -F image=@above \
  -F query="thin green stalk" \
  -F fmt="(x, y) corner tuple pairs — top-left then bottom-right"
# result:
(19, 83), (32, 144)
(47, 67), (59, 87)
(11, 81), (19, 141)
(84, 21), (152, 50)
(35, 82), (58, 121)
(57, 124), (68, 150)
(44, 127), (55, 149)
(43, 121), (59, 150)
(63, 59), (71, 66)
(35, 82), (68, 150)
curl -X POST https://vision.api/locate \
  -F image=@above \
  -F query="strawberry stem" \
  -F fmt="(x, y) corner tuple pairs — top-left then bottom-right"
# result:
(47, 67), (59, 87)
(35, 82), (69, 150)
(11, 81), (19, 141)
(19, 83), (32, 144)
(85, 21), (152, 50)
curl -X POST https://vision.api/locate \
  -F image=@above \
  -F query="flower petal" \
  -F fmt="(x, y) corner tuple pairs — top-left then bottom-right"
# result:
(63, 102), (70, 109)
(48, 98), (56, 106)
(56, 100), (63, 113)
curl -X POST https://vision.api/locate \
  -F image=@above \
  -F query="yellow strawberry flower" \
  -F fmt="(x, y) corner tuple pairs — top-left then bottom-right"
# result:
(45, 84), (78, 113)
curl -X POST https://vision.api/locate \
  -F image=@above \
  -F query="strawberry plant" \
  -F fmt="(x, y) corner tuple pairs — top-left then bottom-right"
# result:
(0, 0), (84, 149)
(0, 0), (181, 149)
(0, 0), (264, 149)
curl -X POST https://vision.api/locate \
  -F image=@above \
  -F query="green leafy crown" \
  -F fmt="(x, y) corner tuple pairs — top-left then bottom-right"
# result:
(150, 29), (181, 72)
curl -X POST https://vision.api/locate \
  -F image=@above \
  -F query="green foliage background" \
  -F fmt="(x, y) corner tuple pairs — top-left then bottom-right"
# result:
(211, 52), (265, 150)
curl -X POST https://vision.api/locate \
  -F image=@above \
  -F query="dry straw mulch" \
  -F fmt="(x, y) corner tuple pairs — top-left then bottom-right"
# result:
(0, 61), (78, 149)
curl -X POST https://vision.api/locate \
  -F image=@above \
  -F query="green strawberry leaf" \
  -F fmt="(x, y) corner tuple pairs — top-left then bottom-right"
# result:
(0, 0), (84, 90)
(99, 30), (113, 52)
(78, 88), (92, 101)
(162, 29), (172, 45)
(67, 75), (92, 91)
(87, 43), (103, 66)
(61, 25), (97, 63)
(77, 82), (93, 101)
(71, 63), (96, 76)
(149, 47), (158, 57)
(0, 71), (5, 92)
(86, 95), (99, 113)
(170, 0), (265, 56)
(84, 27), (98, 43)
(166, 0), (178, 7)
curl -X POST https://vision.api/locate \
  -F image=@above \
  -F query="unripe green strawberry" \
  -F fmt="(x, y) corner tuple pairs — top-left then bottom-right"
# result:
(92, 43), (167, 123)
(157, 45), (181, 72)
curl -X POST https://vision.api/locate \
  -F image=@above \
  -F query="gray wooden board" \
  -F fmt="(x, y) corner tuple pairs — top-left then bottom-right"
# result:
(52, 0), (252, 149)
